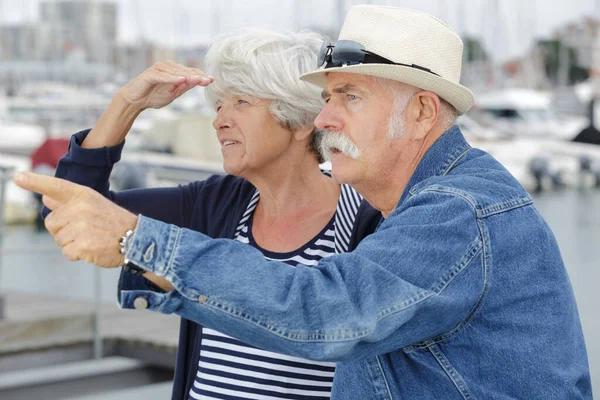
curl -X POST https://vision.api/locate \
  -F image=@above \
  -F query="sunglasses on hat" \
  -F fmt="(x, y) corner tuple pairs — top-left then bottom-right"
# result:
(317, 40), (439, 77)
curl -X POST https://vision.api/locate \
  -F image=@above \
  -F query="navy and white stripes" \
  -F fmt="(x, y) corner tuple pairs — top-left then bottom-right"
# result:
(189, 183), (362, 400)
(334, 184), (363, 254)
(234, 190), (260, 240)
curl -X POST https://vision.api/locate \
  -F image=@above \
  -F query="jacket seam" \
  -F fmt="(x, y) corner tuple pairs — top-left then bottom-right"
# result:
(441, 147), (473, 176)
(404, 219), (490, 351)
(376, 355), (393, 400)
(413, 186), (533, 218)
(187, 231), (482, 343)
(428, 344), (475, 399)
(476, 197), (533, 218)
(413, 186), (478, 211)
(375, 234), (482, 321)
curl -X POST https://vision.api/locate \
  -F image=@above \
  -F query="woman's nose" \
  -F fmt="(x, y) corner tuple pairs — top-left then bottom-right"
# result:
(213, 107), (234, 130)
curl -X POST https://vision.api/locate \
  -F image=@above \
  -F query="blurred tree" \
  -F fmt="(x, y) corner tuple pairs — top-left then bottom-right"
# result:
(463, 37), (489, 62)
(537, 39), (589, 86)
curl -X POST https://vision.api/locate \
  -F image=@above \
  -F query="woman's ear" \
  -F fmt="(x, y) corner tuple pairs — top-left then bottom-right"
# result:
(294, 127), (314, 142)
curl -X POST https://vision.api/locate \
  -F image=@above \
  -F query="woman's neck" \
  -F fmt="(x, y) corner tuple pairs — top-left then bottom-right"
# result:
(247, 152), (339, 220)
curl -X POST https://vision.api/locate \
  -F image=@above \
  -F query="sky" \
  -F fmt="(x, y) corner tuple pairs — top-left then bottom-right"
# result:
(0, 0), (598, 61)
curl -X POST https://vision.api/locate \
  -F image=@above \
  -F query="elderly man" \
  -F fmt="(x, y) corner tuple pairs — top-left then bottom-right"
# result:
(16, 5), (591, 399)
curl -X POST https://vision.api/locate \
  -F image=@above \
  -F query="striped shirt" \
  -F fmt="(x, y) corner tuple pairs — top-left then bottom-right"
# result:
(189, 184), (363, 400)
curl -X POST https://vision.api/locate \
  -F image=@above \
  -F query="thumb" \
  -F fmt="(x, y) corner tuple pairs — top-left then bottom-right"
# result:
(14, 172), (80, 204)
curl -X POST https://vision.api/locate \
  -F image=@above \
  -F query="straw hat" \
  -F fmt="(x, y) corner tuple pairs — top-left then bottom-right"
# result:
(300, 5), (474, 114)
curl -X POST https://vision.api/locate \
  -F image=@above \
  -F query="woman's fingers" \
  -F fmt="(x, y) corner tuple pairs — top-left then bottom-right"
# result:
(157, 61), (213, 86)
(144, 70), (186, 85)
(129, 61), (214, 106)
(171, 80), (200, 97)
(193, 75), (214, 87)
(158, 61), (207, 79)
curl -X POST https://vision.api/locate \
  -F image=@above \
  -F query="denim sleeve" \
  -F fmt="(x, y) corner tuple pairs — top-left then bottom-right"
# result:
(53, 130), (197, 295)
(120, 188), (485, 362)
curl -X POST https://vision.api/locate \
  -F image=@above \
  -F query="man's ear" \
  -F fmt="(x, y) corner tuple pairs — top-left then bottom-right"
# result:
(413, 91), (441, 140)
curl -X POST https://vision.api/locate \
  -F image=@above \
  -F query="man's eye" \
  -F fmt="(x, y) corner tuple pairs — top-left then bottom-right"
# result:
(347, 94), (359, 101)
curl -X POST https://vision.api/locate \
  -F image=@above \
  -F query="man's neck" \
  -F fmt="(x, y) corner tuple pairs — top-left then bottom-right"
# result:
(359, 126), (447, 218)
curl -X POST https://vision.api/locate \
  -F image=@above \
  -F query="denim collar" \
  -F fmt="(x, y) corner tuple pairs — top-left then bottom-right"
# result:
(399, 125), (472, 205)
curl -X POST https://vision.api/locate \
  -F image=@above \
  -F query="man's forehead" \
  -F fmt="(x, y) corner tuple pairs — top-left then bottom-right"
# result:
(325, 72), (371, 87)
(321, 73), (372, 97)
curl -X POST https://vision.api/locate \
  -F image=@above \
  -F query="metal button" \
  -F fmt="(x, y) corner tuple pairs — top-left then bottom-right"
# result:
(133, 297), (149, 310)
(198, 295), (208, 303)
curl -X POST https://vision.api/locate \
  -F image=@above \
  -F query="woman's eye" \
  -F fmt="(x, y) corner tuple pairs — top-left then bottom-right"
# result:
(237, 99), (249, 105)
(216, 106), (222, 112)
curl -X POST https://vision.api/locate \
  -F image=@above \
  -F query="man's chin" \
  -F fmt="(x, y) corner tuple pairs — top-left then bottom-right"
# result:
(330, 155), (359, 184)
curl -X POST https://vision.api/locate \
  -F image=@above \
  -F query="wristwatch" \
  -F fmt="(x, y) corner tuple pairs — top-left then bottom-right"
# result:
(119, 229), (145, 275)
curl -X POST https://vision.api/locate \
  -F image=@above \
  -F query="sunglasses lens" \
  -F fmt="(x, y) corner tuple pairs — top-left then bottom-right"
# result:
(317, 41), (332, 68)
(330, 40), (366, 66)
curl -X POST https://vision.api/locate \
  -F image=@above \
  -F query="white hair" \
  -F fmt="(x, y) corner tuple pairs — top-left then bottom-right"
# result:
(204, 28), (325, 132)
(372, 77), (458, 138)
(387, 93), (412, 139)
(438, 99), (459, 127)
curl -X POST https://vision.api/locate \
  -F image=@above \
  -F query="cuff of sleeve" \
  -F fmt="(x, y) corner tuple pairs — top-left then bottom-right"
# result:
(69, 129), (125, 167)
(125, 215), (181, 278)
(118, 289), (183, 314)
(117, 267), (165, 303)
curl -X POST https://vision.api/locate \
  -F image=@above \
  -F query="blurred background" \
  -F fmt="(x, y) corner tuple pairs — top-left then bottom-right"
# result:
(0, 0), (598, 398)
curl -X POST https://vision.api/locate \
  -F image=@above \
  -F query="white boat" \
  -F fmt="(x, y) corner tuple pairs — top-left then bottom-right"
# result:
(0, 154), (38, 224)
(455, 91), (600, 191)
(457, 114), (510, 141)
(0, 118), (46, 156)
(0, 82), (111, 139)
(469, 88), (588, 141)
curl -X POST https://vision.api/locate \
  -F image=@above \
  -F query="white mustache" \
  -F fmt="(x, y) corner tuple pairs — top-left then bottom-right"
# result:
(319, 131), (360, 161)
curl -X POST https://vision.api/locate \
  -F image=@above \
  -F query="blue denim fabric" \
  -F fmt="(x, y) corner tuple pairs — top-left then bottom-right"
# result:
(120, 126), (592, 399)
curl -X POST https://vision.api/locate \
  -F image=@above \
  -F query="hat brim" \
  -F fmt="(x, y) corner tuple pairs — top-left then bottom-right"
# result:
(300, 64), (474, 115)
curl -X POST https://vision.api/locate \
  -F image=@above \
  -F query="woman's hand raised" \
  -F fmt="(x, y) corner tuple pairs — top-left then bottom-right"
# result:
(81, 61), (214, 149)
(118, 61), (214, 111)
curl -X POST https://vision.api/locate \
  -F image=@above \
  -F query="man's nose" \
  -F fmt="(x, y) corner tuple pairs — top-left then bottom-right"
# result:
(315, 103), (344, 132)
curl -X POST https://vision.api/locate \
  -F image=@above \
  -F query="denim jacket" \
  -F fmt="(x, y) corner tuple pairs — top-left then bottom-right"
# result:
(52, 129), (382, 399)
(120, 126), (592, 399)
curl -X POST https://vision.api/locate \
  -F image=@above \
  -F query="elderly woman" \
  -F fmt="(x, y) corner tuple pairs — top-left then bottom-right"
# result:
(48, 29), (380, 399)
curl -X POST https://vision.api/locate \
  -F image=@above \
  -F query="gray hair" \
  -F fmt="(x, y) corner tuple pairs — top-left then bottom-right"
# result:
(204, 28), (325, 134)
(438, 99), (458, 127)
(373, 77), (458, 138)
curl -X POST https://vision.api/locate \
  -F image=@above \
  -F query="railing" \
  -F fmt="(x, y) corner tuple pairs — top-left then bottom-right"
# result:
(0, 166), (14, 321)
(0, 159), (225, 363)
(0, 166), (103, 359)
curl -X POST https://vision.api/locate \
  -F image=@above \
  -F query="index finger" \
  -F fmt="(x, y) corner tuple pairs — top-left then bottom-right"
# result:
(13, 172), (80, 204)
